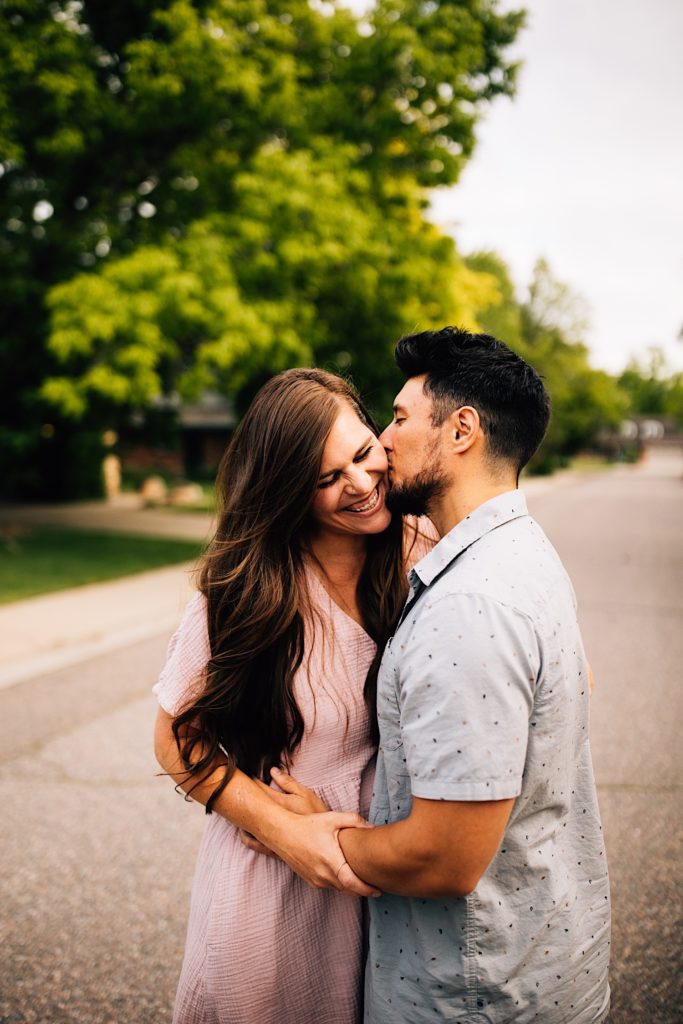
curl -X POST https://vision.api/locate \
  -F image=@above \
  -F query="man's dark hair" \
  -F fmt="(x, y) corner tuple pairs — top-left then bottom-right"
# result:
(395, 326), (551, 474)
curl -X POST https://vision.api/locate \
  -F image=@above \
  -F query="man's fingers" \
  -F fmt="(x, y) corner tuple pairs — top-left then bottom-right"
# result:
(336, 861), (382, 898)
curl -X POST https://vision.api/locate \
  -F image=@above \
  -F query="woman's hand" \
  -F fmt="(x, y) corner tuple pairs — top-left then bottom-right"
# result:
(239, 811), (380, 896)
(238, 830), (276, 858)
(238, 769), (329, 854)
(258, 766), (329, 815)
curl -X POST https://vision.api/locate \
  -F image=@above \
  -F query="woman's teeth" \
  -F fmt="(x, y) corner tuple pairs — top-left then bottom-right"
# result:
(347, 487), (379, 513)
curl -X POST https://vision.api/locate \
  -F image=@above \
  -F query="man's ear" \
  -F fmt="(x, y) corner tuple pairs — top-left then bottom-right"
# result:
(448, 406), (480, 453)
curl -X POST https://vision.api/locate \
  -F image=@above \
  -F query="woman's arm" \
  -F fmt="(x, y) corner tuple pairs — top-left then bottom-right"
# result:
(154, 707), (378, 896)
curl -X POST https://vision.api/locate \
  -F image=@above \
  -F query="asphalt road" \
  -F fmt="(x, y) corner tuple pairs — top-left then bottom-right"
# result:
(1, 451), (681, 1023)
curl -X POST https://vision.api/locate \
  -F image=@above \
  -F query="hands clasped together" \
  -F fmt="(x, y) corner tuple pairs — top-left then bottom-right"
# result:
(239, 767), (380, 898)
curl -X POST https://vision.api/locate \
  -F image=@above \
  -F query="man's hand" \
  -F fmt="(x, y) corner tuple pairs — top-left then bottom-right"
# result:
(242, 808), (380, 897)
(238, 768), (381, 897)
(155, 707), (379, 896)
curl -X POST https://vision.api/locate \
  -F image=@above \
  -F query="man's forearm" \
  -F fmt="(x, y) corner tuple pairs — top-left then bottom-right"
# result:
(339, 796), (515, 899)
(338, 819), (472, 899)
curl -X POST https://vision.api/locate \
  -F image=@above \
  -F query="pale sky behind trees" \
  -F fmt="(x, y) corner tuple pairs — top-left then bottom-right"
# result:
(347, 0), (683, 373)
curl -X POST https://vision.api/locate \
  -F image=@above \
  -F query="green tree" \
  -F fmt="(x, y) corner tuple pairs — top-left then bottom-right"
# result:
(464, 250), (526, 351)
(465, 256), (628, 470)
(618, 347), (683, 427)
(43, 146), (501, 423)
(1, 0), (524, 497)
(520, 261), (626, 467)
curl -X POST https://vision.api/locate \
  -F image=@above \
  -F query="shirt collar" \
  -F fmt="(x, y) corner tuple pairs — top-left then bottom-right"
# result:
(408, 489), (529, 589)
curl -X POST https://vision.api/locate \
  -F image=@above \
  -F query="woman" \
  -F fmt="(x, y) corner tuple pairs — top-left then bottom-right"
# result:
(153, 369), (434, 1024)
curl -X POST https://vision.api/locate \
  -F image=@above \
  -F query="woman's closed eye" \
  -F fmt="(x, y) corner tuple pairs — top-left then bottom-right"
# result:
(318, 474), (340, 490)
(353, 444), (374, 463)
(317, 445), (374, 489)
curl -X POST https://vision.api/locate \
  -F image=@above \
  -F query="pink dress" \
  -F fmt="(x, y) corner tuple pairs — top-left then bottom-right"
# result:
(154, 530), (435, 1024)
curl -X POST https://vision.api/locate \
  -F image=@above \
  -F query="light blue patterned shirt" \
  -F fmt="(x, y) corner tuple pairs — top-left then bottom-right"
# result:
(366, 490), (610, 1023)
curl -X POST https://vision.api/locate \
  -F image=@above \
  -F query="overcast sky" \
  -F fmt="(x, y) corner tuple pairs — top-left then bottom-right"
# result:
(347, 0), (683, 374)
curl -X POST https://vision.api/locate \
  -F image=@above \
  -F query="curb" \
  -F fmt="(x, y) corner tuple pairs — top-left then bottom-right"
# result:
(0, 561), (196, 692)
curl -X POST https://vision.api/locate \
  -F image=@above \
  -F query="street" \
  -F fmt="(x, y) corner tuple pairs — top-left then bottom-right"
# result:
(1, 451), (682, 1023)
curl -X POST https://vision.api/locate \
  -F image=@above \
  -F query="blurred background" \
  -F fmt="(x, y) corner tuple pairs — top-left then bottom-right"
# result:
(1, 0), (681, 506)
(0, 2), (681, 1023)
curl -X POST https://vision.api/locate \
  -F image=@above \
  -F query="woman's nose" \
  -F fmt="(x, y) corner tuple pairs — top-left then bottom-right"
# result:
(346, 465), (374, 495)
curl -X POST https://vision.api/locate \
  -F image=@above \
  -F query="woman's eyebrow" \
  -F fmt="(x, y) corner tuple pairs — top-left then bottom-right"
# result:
(318, 434), (374, 480)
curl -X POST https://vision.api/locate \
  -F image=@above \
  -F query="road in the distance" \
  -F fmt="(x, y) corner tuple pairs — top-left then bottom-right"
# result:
(527, 450), (683, 1023)
(1, 450), (681, 1023)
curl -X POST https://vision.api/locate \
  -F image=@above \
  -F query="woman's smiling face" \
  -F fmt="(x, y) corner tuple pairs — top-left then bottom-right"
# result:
(310, 402), (392, 537)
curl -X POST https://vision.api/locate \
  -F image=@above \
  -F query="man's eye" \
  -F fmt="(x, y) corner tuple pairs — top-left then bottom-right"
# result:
(394, 417), (406, 425)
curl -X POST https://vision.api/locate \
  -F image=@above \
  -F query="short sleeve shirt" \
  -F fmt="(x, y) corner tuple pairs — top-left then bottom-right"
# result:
(366, 491), (611, 1024)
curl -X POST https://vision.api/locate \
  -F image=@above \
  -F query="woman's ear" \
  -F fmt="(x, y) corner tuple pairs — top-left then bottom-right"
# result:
(449, 406), (480, 452)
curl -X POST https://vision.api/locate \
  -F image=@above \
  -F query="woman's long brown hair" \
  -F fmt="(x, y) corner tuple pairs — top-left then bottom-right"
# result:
(172, 368), (407, 812)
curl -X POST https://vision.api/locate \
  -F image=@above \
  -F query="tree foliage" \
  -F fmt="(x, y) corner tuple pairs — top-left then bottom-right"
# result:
(466, 255), (628, 470)
(0, 0), (524, 496)
(618, 348), (683, 427)
(1, 0), (662, 498)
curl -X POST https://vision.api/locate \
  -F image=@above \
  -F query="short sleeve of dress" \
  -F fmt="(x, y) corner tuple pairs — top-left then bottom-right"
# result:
(153, 590), (211, 716)
(402, 515), (440, 571)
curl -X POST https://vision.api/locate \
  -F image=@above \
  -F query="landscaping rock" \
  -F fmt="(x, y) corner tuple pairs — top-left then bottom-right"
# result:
(169, 483), (204, 507)
(139, 476), (168, 505)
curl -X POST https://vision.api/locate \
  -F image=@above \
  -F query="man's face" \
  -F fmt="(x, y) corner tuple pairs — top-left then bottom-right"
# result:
(379, 375), (450, 517)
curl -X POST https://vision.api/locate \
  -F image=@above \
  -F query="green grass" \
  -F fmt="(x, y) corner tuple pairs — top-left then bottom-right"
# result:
(0, 525), (203, 605)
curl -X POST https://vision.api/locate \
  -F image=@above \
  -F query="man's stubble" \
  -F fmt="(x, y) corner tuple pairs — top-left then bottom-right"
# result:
(385, 439), (450, 518)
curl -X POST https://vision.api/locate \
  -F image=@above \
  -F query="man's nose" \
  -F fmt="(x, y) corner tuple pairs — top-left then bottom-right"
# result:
(378, 423), (393, 449)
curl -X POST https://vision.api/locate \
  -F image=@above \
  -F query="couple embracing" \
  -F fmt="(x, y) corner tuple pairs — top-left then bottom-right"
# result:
(154, 327), (611, 1023)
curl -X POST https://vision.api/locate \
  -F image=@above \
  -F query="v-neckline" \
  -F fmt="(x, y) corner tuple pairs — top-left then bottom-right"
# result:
(304, 563), (375, 643)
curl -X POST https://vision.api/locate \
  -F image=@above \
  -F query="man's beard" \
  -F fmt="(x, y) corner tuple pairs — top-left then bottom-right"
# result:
(386, 466), (449, 518)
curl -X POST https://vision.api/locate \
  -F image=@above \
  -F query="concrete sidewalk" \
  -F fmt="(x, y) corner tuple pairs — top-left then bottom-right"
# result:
(0, 561), (197, 691)
(0, 496), (214, 690)
(0, 493), (215, 542)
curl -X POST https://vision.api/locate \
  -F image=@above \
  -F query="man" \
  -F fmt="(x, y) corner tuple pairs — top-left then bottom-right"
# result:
(334, 327), (611, 1022)
(274, 327), (610, 1022)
